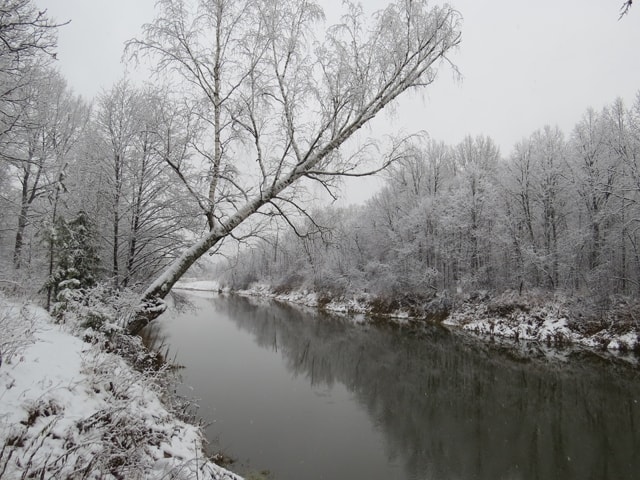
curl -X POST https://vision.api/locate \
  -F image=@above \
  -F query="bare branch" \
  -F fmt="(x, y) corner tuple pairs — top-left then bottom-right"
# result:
(619, 1), (633, 19)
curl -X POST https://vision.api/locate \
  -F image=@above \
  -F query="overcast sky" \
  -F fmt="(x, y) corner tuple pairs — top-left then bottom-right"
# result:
(37, 0), (640, 202)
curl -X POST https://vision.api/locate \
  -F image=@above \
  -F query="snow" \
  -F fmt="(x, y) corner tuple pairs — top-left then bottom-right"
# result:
(174, 278), (222, 292)
(236, 283), (416, 319)
(234, 284), (640, 363)
(444, 293), (640, 362)
(0, 294), (243, 480)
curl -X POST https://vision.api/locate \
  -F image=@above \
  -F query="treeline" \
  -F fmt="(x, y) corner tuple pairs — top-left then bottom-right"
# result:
(1, 0), (465, 324)
(0, 2), (206, 303)
(0, 74), (207, 300)
(220, 94), (640, 305)
(3, 0), (640, 314)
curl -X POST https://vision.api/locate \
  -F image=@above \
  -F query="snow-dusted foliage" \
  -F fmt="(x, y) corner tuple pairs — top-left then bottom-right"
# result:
(43, 211), (101, 309)
(444, 290), (640, 359)
(0, 300), (38, 368)
(220, 94), (640, 318)
(0, 294), (242, 479)
(49, 283), (138, 333)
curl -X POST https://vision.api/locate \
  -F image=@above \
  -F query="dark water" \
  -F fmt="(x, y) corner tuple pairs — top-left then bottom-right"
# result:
(143, 292), (640, 480)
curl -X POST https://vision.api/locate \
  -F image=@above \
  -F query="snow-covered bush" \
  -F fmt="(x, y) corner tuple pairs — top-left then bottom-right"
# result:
(0, 297), (37, 367)
(52, 283), (138, 332)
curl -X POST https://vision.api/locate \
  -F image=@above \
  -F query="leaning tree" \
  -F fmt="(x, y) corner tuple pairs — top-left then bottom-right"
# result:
(125, 0), (462, 334)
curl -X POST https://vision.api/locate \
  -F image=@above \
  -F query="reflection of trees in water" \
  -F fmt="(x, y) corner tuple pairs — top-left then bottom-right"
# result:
(207, 296), (640, 480)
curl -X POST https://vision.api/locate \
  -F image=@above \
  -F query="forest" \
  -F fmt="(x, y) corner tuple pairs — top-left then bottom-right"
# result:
(0, 0), (638, 327)
(220, 97), (640, 313)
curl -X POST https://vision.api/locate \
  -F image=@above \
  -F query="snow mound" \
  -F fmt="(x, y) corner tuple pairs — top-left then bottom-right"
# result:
(239, 284), (415, 319)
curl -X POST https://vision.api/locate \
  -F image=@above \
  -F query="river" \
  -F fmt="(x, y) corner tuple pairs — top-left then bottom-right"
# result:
(142, 292), (640, 480)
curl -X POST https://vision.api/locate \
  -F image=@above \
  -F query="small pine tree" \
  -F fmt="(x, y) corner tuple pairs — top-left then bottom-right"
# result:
(44, 211), (101, 308)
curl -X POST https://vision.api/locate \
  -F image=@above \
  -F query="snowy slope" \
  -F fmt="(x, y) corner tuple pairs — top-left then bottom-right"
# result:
(0, 295), (242, 480)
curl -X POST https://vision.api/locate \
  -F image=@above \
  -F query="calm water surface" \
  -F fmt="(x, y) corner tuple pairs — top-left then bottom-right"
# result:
(143, 292), (640, 480)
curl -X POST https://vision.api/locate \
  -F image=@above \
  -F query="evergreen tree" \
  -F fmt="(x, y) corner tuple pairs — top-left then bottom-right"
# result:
(44, 211), (101, 308)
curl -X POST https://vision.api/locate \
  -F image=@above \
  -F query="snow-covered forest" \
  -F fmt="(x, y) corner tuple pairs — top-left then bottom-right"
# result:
(0, 0), (464, 334)
(1, 0), (639, 320)
(220, 99), (640, 306)
(0, 0), (638, 354)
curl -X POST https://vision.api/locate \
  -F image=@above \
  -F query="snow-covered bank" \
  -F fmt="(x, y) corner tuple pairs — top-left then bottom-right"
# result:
(174, 279), (222, 292)
(228, 283), (640, 362)
(236, 284), (408, 320)
(0, 294), (242, 480)
(444, 291), (640, 360)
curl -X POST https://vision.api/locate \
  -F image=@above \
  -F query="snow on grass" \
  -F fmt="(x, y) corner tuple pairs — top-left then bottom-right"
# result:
(237, 283), (417, 319)
(174, 278), (221, 292)
(237, 285), (640, 362)
(0, 294), (242, 480)
(445, 292), (640, 361)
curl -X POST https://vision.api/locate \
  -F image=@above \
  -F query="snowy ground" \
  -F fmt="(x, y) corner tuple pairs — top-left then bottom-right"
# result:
(224, 283), (640, 362)
(444, 291), (640, 362)
(174, 279), (222, 292)
(236, 283), (406, 320)
(0, 294), (242, 480)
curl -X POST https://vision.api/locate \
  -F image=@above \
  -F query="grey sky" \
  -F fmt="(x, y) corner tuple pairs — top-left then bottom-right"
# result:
(38, 0), (640, 201)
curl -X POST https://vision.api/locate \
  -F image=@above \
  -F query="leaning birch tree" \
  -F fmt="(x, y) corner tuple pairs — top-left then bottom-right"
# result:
(125, 0), (461, 333)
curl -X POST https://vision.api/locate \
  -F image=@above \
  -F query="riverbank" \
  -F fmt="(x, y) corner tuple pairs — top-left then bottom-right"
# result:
(0, 293), (242, 480)
(444, 291), (639, 357)
(220, 283), (640, 363)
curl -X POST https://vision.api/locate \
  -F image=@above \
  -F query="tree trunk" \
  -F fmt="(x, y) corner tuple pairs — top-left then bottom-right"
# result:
(13, 203), (28, 269)
(127, 151), (316, 334)
(126, 231), (224, 334)
(112, 153), (122, 284)
(46, 180), (62, 310)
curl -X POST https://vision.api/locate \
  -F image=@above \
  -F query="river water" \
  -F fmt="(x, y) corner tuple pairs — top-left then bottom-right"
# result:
(143, 292), (640, 480)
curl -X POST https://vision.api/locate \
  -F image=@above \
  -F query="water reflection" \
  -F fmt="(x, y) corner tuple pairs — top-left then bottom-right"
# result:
(145, 294), (640, 480)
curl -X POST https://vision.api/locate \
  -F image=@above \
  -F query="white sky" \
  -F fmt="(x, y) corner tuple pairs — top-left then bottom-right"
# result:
(37, 0), (640, 203)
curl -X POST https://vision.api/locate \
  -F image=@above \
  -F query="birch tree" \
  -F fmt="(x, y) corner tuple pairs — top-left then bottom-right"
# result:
(125, 0), (461, 333)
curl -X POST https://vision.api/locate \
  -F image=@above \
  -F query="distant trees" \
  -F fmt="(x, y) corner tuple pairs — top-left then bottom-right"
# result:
(91, 80), (195, 289)
(220, 92), (640, 306)
(0, 2), (200, 302)
(0, 1), (65, 274)
(448, 135), (500, 286)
